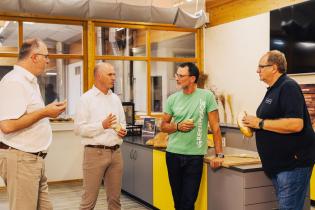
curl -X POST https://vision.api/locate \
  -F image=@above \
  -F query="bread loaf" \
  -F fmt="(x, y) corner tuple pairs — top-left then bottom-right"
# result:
(237, 111), (253, 137)
(112, 123), (122, 132)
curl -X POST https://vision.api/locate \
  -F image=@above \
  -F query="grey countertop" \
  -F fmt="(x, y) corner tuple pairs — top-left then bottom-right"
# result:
(123, 136), (263, 173)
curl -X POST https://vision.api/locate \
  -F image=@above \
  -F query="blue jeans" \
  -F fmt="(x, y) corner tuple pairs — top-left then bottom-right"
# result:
(271, 167), (313, 210)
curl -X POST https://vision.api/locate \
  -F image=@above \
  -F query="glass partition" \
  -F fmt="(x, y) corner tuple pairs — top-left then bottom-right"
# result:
(95, 26), (146, 56)
(0, 20), (18, 53)
(23, 22), (83, 54)
(150, 61), (179, 113)
(150, 30), (195, 58)
(38, 58), (83, 116)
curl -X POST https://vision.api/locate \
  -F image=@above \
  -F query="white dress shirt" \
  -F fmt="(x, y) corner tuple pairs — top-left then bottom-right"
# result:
(74, 86), (126, 146)
(0, 65), (52, 153)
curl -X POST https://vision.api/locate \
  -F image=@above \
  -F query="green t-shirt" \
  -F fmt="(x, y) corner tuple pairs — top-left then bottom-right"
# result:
(165, 88), (218, 155)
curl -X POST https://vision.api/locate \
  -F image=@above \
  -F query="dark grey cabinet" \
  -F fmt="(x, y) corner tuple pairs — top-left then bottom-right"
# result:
(207, 165), (310, 210)
(121, 142), (153, 205)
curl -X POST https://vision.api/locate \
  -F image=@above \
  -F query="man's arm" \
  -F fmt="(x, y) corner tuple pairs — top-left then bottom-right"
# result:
(208, 110), (224, 169)
(160, 113), (177, 134)
(0, 101), (66, 134)
(208, 110), (223, 154)
(243, 116), (303, 134)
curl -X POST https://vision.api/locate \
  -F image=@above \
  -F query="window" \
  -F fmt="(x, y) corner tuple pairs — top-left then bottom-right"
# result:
(23, 22), (83, 55)
(0, 20), (18, 53)
(96, 60), (147, 115)
(38, 58), (83, 116)
(150, 30), (195, 58)
(96, 26), (146, 56)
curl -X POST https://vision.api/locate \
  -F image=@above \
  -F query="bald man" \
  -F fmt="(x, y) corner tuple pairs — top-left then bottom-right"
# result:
(0, 38), (66, 210)
(74, 62), (127, 210)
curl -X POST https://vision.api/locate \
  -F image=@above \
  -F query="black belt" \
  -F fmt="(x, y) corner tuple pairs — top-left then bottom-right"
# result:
(85, 144), (120, 151)
(0, 142), (47, 159)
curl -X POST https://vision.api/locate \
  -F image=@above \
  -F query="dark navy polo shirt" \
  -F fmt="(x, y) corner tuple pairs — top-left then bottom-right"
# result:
(256, 74), (315, 176)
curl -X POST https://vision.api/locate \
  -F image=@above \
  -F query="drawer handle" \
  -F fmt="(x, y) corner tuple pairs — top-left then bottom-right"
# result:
(134, 150), (137, 160)
(130, 149), (133, 159)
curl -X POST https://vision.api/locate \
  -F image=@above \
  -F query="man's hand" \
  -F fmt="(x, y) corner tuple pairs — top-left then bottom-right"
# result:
(209, 157), (224, 169)
(178, 120), (194, 132)
(44, 101), (67, 118)
(242, 114), (260, 129)
(117, 128), (127, 138)
(102, 113), (117, 129)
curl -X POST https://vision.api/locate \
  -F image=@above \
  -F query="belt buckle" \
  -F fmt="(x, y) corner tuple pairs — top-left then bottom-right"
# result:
(37, 151), (47, 159)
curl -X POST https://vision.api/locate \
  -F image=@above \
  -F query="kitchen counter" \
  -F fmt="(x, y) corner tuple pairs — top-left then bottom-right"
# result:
(124, 136), (263, 173)
(122, 136), (282, 210)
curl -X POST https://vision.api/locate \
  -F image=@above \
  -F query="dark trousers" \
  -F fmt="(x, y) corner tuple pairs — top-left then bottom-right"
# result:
(166, 151), (204, 210)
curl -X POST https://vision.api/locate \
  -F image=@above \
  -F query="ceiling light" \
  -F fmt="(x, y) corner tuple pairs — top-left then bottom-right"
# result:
(297, 42), (315, 48)
(46, 72), (57, 76)
(273, 39), (285, 46)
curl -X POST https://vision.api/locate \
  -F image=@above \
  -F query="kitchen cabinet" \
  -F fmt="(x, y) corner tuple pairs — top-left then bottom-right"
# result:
(153, 149), (207, 210)
(311, 167), (315, 205)
(208, 166), (277, 210)
(121, 142), (153, 205)
(207, 165), (310, 210)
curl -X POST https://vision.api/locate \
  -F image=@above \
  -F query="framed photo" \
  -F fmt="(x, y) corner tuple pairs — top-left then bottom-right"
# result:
(122, 102), (135, 125)
(142, 117), (156, 137)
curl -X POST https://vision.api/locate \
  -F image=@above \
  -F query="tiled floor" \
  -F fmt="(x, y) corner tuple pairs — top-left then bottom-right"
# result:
(0, 182), (151, 210)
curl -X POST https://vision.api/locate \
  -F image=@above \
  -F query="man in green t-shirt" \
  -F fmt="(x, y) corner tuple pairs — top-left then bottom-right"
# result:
(161, 62), (224, 210)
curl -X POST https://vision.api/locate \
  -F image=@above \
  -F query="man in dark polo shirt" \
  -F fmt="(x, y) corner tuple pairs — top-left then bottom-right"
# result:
(243, 50), (315, 210)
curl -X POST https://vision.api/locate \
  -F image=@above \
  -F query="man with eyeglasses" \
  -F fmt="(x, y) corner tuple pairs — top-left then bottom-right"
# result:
(161, 62), (224, 210)
(0, 38), (67, 210)
(243, 50), (315, 210)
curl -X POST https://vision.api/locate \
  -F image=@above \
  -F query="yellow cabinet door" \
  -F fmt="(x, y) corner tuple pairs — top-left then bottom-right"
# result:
(311, 166), (315, 201)
(153, 150), (207, 210)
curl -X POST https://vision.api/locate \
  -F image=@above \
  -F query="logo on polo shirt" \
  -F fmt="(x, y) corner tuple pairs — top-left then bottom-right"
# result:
(265, 98), (272, 104)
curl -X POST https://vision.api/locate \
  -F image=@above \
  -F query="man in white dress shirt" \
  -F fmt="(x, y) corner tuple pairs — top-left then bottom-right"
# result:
(75, 62), (127, 210)
(0, 38), (67, 210)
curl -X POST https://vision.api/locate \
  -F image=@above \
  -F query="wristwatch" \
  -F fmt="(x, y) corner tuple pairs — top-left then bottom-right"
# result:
(259, 119), (265, 130)
(216, 153), (225, 158)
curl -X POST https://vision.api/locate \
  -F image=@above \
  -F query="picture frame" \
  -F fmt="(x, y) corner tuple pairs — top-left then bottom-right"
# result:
(142, 117), (156, 137)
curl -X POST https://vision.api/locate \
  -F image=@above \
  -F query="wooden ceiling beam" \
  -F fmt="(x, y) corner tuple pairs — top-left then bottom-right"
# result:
(206, 0), (308, 27)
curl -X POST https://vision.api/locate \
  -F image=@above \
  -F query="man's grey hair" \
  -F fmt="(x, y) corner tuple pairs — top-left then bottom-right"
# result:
(18, 38), (44, 60)
(266, 50), (287, 73)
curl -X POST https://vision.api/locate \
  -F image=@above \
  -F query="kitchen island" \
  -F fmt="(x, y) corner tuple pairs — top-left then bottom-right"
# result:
(121, 135), (313, 210)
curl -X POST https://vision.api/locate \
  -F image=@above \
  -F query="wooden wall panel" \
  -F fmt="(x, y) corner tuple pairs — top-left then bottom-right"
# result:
(206, 0), (307, 27)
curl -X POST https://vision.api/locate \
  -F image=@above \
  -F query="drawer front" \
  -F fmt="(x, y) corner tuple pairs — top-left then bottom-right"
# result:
(245, 201), (278, 210)
(245, 171), (273, 188)
(245, 186), (277, 205)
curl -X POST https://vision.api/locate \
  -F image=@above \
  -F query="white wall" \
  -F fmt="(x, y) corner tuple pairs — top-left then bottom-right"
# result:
(0, 123), (84, 187)
(205, 13), (270, 123)
(205, 12), (315, 125)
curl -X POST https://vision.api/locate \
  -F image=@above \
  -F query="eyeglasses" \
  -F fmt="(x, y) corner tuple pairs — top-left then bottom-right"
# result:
(175, 73), (191, 79)
(258, 64), (273, 69)
(35, 53), (49, 59)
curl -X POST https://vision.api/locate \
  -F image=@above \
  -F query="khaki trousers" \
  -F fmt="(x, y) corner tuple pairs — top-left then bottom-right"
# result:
(0, 149), (52, 210)
(80, 147), (123, 210)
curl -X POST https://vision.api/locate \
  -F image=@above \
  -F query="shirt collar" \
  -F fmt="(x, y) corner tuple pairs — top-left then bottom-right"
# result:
(92, 85), (113, 96)
(14, 65), (38, 84)
(267, 73), (286, 91)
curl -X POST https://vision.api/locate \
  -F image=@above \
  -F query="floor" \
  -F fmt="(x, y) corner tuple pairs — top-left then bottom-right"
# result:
(0, 182), (314, 210)
(0, 182), (151, 210)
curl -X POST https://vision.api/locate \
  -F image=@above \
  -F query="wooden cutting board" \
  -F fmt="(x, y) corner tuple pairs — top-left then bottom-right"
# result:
(204, 155), (261, 167)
